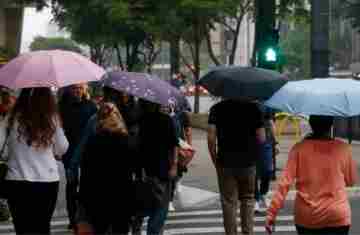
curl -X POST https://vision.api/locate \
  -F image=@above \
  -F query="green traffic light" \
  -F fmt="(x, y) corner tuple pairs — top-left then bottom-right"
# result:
(265, 47), (277, 62)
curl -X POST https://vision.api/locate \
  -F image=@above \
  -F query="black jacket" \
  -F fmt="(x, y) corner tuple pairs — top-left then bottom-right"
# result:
(79, 131), (134, 216)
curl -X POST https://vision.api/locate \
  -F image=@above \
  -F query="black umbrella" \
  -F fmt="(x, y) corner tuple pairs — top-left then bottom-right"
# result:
(197, 66), (288, 101)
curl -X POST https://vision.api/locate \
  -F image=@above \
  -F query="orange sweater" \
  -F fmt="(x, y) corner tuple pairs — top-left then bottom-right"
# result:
(267, 139), (358, 228)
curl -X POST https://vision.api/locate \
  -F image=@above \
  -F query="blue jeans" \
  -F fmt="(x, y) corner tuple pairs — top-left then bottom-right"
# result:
(146, 203), (169, 235)
(255, 143), (273, 201)
(137, 180), (171, 235)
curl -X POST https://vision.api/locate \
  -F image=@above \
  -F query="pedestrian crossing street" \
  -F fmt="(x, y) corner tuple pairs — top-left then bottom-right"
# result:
(0, 207), (296, 235)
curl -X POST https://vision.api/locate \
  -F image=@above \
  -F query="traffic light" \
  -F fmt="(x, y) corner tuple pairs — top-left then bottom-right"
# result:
(257, 29), (282, 71)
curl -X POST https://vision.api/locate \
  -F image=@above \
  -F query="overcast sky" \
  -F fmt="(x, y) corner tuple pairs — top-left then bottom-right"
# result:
(21, 7), (68, 53)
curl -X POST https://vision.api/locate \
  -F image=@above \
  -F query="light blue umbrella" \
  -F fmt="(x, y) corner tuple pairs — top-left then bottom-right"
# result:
(264, 78), (360, 117)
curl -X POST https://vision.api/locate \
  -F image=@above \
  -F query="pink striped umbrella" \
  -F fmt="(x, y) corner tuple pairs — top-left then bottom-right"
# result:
(0, 50), (105, 89)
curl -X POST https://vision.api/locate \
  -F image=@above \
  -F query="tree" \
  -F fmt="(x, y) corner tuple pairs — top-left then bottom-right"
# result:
(280, 23), (310, 79)
(344, 0), (360, 31)
(29, 36), (82, 53)
(52, 0), (162, 70)
(207, 0), (253, 66)
(167, 0), (222, 113)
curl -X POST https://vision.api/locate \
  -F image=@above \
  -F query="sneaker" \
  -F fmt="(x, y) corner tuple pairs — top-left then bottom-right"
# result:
(262, 197), (271, 208)
(169, 202), (175, 211)
(265, 198), (271, 208)
(175, 182), (183, 194)
(254, 201), (260, 213)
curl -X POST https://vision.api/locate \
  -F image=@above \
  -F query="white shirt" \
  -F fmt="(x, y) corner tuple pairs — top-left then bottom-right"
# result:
(0, 117), (69, 182)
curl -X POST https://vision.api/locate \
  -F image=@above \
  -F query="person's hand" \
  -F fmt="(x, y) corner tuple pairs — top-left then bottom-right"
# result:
(265, 217), (275, 234)
(169, 164), (178, 179)
(274, 146), (280, 156)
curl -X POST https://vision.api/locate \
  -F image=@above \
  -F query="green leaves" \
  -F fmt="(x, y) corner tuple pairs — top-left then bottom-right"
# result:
(344, 0), (360, 31)
(29, 37), (82, 53)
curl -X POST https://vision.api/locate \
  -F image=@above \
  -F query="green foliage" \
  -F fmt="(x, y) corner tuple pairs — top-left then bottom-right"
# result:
(277, 0), (310, 23)
(280, 23), (310, 79)
(0, 47), (16, 60)
(343, 0), (360, 32)
(29, 36), (82, 53)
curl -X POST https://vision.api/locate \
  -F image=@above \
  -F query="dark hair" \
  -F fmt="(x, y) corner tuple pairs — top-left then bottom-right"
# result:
(138, 99), (160, 114)
(309, 115), (334, 137)
(9, 88), (58, 148)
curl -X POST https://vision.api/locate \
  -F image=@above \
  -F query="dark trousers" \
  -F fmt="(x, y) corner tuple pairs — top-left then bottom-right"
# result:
(217, 165), (256, 235)
(296, 225), (350, 235)
(89, 212), (131, 235)
(255, 172), (271, 201)
(65, 173), (78, 225)
(6, 180), (59, 235)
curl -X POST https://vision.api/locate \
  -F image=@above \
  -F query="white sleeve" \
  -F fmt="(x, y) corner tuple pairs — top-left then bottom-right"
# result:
(53, 122), (69, 156)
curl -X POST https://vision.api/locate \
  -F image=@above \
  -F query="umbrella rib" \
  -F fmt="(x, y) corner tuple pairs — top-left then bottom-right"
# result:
(343, 92), (351, 116)
(49, 53), (59, 88)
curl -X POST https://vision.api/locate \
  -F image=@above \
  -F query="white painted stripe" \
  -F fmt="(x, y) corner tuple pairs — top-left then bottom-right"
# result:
(0, 220), (69, 232)
(169, 208), (267, 217)
(165, 215), (293, 225)
(140, 225), (296, 234)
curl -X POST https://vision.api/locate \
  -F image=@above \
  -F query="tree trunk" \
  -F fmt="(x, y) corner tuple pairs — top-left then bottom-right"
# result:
(206, 29), (221, 66)
(194, 21), (201, 114)
(170, 37), (180, 76)
(114, 44), (124, 70)
(311, 0), (330, 78)
(229, 19), (242, 65)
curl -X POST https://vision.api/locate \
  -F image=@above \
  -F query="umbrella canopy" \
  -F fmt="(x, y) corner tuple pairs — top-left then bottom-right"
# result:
(0, 50), (105, 89)
(197, 66), (288, 100)
(265, 78), (360, 117)
(102, 71), (182, 107)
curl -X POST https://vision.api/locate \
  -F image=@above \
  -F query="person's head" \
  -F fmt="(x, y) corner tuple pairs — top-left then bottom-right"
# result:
(309, 115), (334, 137)
(82, 84), (91, 100)
(103, 86), (131, 108)
(68, 84), (86, 102)
(96, 102), (128, 136)
(10, 87), (58, 148)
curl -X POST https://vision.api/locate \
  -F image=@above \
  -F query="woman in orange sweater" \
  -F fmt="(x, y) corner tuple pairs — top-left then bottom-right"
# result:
(266, 115), (358, 235)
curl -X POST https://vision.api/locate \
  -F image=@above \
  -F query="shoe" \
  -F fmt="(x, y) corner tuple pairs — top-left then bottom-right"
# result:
(67, 223), (73, 230)
(264, 197), (271, 208)
(175, 182), (183, 194)
(169, 202), (175, 211)
(254, 201), (260, 213)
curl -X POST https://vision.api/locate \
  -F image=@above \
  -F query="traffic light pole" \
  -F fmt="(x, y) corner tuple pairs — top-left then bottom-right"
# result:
(254, 0), (278, 180)
(254, 0), (280, 71)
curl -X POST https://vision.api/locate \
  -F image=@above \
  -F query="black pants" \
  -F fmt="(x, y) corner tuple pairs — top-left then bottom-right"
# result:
(6, 180), (59, 235)
(255, 172), (271, 201)
(65, 174), (78, 225)
(296, 225), (350, 235)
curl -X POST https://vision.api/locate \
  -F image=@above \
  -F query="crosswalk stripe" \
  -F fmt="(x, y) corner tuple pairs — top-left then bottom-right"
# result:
(0, 209), (295, 234)
(0, 220), (69, 232)
(164, 215), (293, 225)
(140, 225), (296, 234)
(168, 208), (267, 218)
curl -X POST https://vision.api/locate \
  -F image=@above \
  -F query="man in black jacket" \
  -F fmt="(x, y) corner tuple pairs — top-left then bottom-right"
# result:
(59, 84), (97, 230)
(208, 99), (266, 235)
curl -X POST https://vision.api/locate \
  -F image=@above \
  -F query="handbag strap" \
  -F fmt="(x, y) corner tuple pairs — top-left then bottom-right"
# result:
(0, 123), (11, 162)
